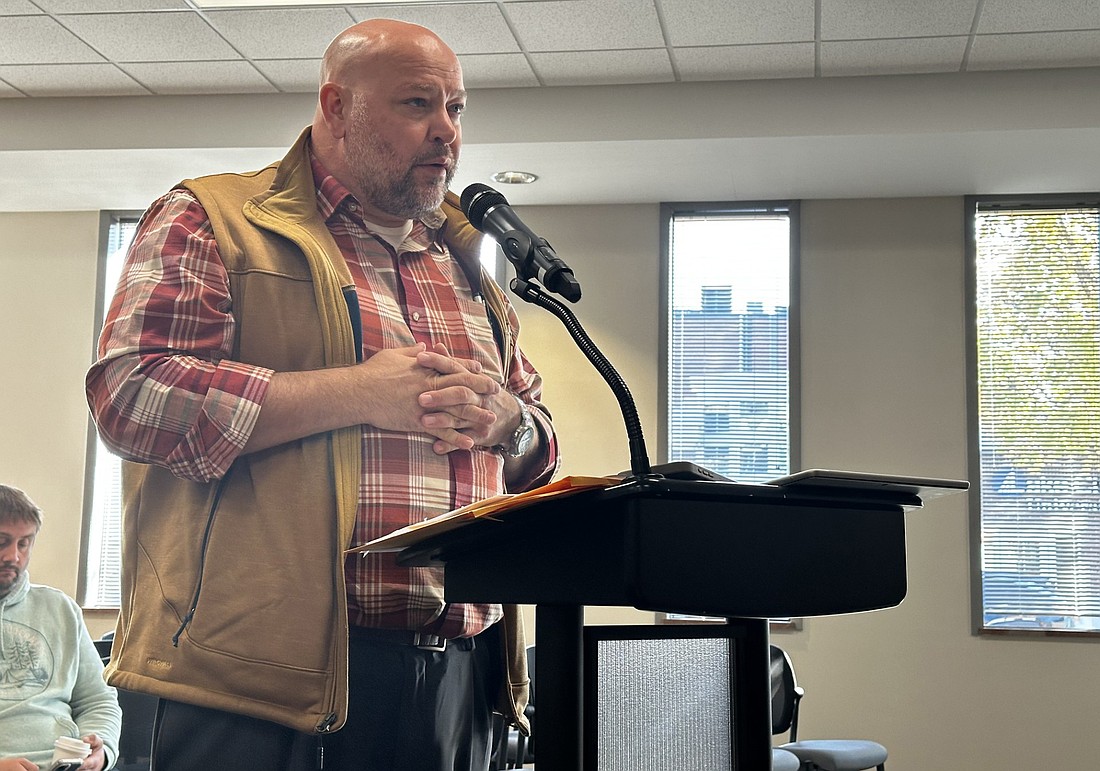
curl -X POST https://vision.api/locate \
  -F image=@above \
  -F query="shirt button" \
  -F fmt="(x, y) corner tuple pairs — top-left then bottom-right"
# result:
(412, 312), (421, 322)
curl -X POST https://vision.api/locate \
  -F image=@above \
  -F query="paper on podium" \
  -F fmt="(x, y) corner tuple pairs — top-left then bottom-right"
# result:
(347, 475), (619, 554)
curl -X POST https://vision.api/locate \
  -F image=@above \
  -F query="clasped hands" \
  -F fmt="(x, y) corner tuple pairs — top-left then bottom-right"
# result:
(361, 342), (517, 455)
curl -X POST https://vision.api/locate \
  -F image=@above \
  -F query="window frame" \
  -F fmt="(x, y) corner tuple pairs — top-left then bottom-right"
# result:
(658, 200), (802, 482)
(659, 201), (801, 631)
(78, 210), (141, 609)
(965, 192), (1100, 639)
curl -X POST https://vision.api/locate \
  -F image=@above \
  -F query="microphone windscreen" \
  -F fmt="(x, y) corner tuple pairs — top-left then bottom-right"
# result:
(461, 183), (508, 231)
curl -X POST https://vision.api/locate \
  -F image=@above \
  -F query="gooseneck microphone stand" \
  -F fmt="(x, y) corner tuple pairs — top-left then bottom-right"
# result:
(507, 275), (652, 480)
(459, 182), (651, 479)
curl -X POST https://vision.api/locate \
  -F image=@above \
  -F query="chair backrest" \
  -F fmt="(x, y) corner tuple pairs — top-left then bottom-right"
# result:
(93, 637), (113, 664)
(115, 688), (157, 767)
(769, 645), (798, 738)
(526, 644), (536, 706)
(96, 632), (155, 770)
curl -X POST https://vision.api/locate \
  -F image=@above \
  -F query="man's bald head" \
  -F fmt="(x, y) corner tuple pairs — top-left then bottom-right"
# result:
(318, 19), (458, 96)
(310, 20), (466, 226)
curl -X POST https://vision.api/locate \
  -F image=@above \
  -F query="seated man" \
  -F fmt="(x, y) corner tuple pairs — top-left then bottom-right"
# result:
(0, 484), (121, 771)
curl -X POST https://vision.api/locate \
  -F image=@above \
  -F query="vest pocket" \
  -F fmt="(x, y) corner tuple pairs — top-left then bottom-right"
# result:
(178, 439), (339, 675)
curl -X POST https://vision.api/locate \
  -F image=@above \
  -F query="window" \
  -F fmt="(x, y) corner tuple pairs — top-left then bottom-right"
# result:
(968, 195), (1100, 634)
(80, 214), (138, 608)
(661, 202), (798, 484)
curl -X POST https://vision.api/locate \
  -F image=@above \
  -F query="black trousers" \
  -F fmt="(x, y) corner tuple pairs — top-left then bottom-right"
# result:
(150, 628), (499, 771)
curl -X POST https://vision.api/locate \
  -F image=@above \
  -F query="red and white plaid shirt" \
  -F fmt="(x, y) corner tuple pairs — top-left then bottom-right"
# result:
(87, 151), (556, 638)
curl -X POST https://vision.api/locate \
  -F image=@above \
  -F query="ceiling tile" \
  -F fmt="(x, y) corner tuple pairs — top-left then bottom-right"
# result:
(676, 42), (815, 82)
(347, 3), (519, 54)
(0, 0), (41, 14)
(0, 62), (147, 96)
(821, 0), (979, 40)
(978, 0), (1100, 34)
(507, 0), (665, 52)
(204, 8), (354, 59)
(661, 0), (814, 46)
(821, 37), (967, 77)
(0, 1), (1096, 99)
(460, 52), (540, 88)
(969, 30), (1100, 71)
(121, 60), (278, 95)
(36, 0), (190, 11)
(0, 15), (104, 64)
(59, 12), (241, 62)
(531, 48), (674, 86)
(251, 59), (321, 93)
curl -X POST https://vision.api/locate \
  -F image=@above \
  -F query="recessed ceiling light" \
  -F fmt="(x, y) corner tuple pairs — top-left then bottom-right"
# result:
(491, 170), (538, 185)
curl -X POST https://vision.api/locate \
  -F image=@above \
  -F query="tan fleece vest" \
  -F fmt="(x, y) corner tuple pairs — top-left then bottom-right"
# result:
(105, 129), (529, 735)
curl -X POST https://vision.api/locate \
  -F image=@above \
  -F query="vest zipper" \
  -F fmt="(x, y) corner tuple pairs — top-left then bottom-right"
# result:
(172, 475), (230, 646)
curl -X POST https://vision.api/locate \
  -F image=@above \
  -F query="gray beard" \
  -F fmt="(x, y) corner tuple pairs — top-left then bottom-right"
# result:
(363, 160), (457, 221)
(345, 118), (458, 220)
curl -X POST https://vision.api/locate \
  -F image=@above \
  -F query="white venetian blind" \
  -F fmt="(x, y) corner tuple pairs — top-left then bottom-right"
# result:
(665, 205), (793, 483)
(974, 201), (1100, 632)
(82, 217), (136, 609)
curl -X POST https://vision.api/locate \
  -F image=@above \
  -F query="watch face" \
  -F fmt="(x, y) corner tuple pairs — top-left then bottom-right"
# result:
(512, 424), (535, 457)
(507, 393), (535, 457)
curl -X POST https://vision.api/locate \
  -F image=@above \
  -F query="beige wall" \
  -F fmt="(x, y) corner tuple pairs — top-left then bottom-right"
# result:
(0, 212), (99, 599)
(2, 197), (1097, 768)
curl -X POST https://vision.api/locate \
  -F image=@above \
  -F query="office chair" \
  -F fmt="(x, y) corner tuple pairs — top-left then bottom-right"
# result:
(113, 689), (157, 771)
(93, 637), (113, 663)
(770, 645), (888, 771)
(97, 633), (156, 771)
(490, 644), (535, 770)
(773, 747), (802, 771)
(490, 713), (510, 770)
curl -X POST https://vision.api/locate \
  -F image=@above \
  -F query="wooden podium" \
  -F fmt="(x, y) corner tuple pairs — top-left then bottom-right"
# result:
(390, 472), (966, 770)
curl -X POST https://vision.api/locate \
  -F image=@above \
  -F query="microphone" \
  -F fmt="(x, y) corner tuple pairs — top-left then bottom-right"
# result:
(460, 183), (582, 302)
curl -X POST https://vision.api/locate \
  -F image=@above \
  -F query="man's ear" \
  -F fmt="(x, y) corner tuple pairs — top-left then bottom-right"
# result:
(318, 83), (349, 139)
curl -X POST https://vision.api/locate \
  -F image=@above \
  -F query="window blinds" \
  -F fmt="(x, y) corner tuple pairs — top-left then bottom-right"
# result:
(974, 202), (1100, 631)
(665, 207), (792, 484)
(82, 217), (135, 609)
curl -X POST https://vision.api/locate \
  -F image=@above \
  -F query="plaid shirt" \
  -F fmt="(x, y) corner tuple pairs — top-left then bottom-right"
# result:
(88, 151), (556, 638)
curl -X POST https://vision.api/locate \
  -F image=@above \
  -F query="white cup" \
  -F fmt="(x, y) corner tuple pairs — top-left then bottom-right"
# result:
(52, 736), (91, 763)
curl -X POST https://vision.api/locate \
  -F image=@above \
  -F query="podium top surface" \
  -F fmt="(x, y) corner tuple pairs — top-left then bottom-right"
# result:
(361, 470), (968, 558)
(766, 469), (969, 501)
(610, 469), (968, 511)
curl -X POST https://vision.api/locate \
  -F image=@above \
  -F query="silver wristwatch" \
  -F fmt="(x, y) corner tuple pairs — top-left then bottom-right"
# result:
(503, 392), (535, 458)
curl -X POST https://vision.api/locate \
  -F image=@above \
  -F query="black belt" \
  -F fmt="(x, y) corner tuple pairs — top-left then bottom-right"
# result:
(349, 626), (473, 652)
